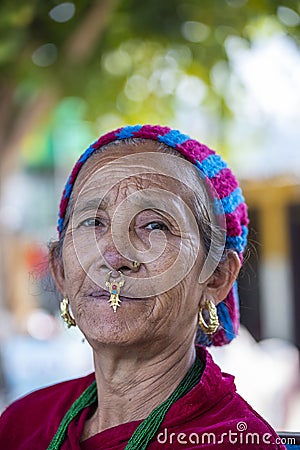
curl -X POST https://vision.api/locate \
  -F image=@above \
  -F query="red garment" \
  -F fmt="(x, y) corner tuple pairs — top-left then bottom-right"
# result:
(0, 346), (286, 449)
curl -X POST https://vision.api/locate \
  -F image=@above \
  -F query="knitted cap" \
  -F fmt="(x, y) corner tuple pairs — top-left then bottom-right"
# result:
(58, 124), (249, 346)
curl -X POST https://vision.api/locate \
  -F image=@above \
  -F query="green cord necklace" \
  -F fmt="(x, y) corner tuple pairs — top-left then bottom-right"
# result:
(47, 357), (204, 450)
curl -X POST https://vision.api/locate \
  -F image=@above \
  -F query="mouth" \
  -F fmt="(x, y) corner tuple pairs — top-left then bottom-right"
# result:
(89, 290), (109, 299)
(88, 290), (145, 302)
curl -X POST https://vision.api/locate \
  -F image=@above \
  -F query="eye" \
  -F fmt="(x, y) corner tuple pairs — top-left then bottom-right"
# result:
(80, 218), (105, 228)
(144, 221), (169, 231)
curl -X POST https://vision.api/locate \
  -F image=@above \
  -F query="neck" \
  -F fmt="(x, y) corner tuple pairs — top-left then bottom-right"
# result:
(83, 340), (196, 438)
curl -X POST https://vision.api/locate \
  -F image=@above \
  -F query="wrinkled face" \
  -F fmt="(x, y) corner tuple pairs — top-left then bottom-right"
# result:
(59, 141), (213, 352)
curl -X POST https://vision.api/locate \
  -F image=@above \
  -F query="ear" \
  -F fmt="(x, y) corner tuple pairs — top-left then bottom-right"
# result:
(205, 250), (241, 305)
(48, 242), (66, 297)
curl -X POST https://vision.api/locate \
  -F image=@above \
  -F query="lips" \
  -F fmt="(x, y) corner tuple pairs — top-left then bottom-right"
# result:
(89, 290), (109, 298)
(88, 290), (145, 302)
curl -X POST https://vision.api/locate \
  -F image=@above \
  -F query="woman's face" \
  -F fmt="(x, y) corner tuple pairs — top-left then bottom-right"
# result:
(57, 141), (211, 354)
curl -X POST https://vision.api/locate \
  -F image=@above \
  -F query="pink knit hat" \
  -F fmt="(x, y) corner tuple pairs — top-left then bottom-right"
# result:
(58, 125), (249, 346)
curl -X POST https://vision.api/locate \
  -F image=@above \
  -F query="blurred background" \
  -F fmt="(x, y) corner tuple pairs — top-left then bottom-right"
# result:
(0, 0), (299, 433)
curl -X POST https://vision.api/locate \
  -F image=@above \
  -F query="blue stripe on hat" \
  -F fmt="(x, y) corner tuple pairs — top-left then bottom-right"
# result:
(158, 129), (190, 147)
(78, 143), (97, 163)
(195, 154), (227, 179)
(116, 125), (142, 139)
(220, 187), (244, 214)
(226, 225), (248, 253)
(212, 188), (244, 216)
(232, 281), (240, 310)
(64, 181), (73, 198)
(198, 332), (213, 346)
(217, 302), (235, 341)
(58, 217), (64, 232)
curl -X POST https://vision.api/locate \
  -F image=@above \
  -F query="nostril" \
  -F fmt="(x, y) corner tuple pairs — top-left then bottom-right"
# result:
(119, 266), (131, 273)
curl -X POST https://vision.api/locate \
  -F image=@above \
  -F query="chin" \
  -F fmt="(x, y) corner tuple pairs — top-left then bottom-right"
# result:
(77, 306), (152, 348)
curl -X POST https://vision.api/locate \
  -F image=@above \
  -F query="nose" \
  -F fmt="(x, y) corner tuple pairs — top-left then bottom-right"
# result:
(101, 245), (139, 274)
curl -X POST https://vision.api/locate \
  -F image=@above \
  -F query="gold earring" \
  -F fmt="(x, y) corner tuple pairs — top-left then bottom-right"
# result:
(199, 298), (219, 334)
(60, 298), (76, 328)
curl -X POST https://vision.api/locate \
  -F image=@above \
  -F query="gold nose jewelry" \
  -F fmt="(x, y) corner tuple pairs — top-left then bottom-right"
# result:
(133, 261), (140, 271)
(105, 271), (125, 312)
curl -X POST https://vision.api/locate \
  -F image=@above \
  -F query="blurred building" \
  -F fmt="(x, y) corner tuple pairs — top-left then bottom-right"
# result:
(240, 179), (300, 350)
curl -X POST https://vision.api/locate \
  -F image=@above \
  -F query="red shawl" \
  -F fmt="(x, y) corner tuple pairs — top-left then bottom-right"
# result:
(0, 346), (286, 449)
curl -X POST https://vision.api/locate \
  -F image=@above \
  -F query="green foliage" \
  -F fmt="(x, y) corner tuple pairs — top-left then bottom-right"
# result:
(1, 0), (300, 132)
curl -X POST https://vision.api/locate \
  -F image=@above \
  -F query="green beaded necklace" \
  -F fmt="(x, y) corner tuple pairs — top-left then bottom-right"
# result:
(47, 357), (204, 450)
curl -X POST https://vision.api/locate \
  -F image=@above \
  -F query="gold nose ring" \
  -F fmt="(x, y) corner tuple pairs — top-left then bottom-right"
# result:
(105, 271), (125, 312)
(133, 261), (140, 270)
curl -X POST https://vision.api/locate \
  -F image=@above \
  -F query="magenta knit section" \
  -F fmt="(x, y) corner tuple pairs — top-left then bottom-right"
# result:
(59, 196), (69, 220)
(212, 327), (227, 347)
(227, 288), (239, 334)
(226, 203), (249, 237)
(211, 168), (239, 199)
(92, 129), (123, 149)
(177, 140), (214, 163)
(138, 124), (171, 138)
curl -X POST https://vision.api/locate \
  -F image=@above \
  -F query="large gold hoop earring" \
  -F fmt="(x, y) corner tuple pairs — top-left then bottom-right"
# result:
(60, 298), (76, 328)
(199, 298), (219, 334)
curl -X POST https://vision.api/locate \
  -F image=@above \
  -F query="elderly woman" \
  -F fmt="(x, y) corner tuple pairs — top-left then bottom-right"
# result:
(0, 125), (285, 449)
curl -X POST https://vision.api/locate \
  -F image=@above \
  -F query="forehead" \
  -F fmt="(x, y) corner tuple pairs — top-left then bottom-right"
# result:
(71, 140), (203, 204)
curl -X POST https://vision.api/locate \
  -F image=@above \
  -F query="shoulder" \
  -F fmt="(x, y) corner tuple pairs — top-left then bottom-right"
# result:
(216, 393), (287, 449)
(165, 346), (286, 449)
(0, 373), (95, 448)
(1, 372), (95, 418)
(203, 346), (286, 448)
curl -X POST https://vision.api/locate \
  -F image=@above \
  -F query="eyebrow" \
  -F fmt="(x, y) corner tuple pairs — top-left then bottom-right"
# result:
(74, 198), (108, 215)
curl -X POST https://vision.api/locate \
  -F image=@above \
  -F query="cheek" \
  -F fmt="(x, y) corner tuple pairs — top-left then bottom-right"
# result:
(151, 277), (198, 332)
(165, 276), (202, 333)
(163, 252), (205, 317)
(153, 233), (202, 279)
(64, 224), (106, 268)
(62, 235), (89, 293)
(150, 236), (181, 268)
